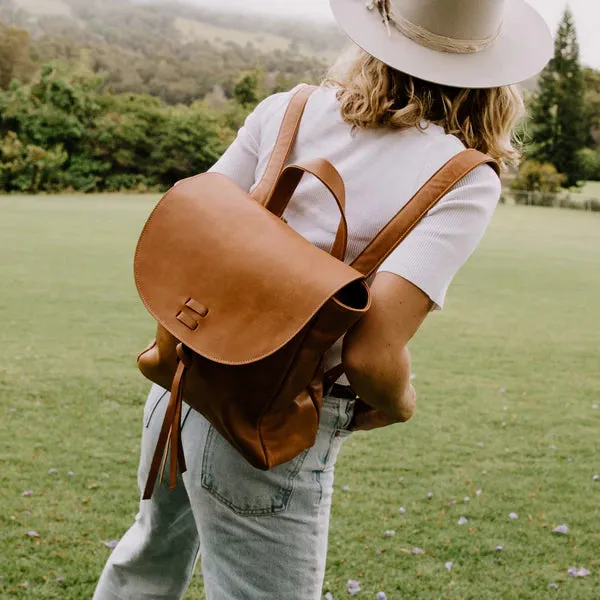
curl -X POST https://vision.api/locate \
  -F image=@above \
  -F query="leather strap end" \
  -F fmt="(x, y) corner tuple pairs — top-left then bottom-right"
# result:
(142, 358), (188, 500)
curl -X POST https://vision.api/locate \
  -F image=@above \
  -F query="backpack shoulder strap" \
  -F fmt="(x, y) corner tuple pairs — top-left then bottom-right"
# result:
(350, 149), (500, 278)
(250, 85), (318, 206)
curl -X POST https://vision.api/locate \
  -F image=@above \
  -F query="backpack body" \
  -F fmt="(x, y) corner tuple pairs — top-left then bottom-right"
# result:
(134, 86), (499, 499)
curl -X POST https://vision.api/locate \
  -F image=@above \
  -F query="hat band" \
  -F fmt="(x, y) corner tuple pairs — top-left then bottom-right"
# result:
(366, 0), (502, 55)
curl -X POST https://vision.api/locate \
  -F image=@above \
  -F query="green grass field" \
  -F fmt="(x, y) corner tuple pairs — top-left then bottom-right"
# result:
(1, 197), (599, 599)
(580, 181), (600, 199)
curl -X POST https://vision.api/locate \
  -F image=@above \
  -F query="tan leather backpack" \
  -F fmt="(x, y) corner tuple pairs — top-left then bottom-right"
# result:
(134, 85), (499, 499)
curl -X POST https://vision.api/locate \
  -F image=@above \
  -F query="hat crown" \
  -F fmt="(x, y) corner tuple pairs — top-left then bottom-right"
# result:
(393, 0), (505, 41)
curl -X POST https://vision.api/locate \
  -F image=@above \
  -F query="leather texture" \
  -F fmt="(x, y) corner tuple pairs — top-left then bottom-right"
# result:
(134, 85), (499, 499)
(250, 85), (316, 206)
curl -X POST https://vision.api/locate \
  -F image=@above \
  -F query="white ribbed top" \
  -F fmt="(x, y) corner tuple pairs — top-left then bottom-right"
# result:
(209, 85), (501, 380)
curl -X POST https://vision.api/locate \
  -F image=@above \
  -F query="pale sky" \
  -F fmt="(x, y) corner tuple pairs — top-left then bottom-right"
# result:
(190, 0), (600, 68)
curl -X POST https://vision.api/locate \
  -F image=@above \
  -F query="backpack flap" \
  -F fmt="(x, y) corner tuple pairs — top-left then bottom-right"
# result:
(134, 173), (368, 366)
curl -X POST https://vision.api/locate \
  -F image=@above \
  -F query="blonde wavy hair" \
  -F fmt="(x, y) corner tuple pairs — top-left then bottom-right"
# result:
(323, 47), (525, 168)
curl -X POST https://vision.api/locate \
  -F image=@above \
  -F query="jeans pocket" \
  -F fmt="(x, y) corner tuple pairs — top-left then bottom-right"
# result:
(144, 386), (169, 428)
(201, 426), (309, 517)
(310, 398), (355, 473)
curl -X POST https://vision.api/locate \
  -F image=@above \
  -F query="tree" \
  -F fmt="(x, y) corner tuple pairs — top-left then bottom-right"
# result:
(583, 68), (600, 149)
(0, 23), (35, 89)
(529, 9), (588, 187)
(233, 72), (259, 108)
(0, 66), (238, 193)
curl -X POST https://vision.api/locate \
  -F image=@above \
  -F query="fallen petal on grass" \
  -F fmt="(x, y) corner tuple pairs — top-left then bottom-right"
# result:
(552, 524), (568, 535)
(593, 475), (599, 482)
(567, 567), (590, 578)
(458, 516), (469, 526)
(22, 491), (33, 497)
(445, 561), (453, 572)
(56, 577), (65, 583)
(549, 583), (559, 589)
(376, 593), (388, 600)
(384, 530), (396, 537)
(324, 593), (333, 600)
(26, 531), (40, 538)
(495, 545), (504, 552)
(347, 579), (360, 596)
(426, 492), (433, 499)
(398, 507), (406, 514)
(509, 512), (519, 520)
(411, 547), (425, 555)
(102, 540), (119, 549)
(464, 496), (471, 503)
(476, 489), (482, 496)
(342, 485), (351, 492)
(48, 468), (58, 475)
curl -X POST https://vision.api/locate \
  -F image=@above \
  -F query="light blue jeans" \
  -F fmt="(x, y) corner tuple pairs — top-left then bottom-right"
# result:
(93, 384), (355, 600)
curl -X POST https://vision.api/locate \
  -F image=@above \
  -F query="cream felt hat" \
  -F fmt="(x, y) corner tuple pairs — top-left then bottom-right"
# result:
(329, 0), (553, 88)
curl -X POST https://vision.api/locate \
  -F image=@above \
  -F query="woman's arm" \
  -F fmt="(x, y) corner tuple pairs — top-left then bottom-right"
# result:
(343, 158), (501, 430)
(342, 272), (432, 429)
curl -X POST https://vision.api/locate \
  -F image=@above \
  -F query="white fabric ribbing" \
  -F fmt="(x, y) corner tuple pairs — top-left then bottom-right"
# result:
(209, 85), (500, 380)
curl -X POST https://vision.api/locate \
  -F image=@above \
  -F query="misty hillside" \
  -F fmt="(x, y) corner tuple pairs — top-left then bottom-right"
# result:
(0, 0), (542, 100)
(0, 0), (345, 57)
(0, 0), (346, 104)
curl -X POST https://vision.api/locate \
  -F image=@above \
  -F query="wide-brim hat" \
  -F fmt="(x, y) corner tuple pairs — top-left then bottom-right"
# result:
(330, 0), (553, 88)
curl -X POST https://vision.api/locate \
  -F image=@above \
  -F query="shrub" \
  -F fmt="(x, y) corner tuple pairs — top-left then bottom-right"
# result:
(578, 148), (600, 181)
(0, 67), (243, 193)
(511, 160), (567, 194)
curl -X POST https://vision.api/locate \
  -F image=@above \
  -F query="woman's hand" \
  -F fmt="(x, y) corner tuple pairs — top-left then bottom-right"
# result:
(341, 272), (431, 433)
(349, 384), (417, 432)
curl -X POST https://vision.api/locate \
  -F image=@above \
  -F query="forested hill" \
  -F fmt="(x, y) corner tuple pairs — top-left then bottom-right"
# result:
(0, 0), (346, 104)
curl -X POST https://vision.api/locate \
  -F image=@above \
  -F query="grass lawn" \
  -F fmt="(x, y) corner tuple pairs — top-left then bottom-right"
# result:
(1, 196), (599, 599)
(580, 181), (600, 199)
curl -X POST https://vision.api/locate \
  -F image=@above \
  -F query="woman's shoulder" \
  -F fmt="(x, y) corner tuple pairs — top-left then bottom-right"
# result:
(417, 125), (500, 198)
(251, 84), (313, 119)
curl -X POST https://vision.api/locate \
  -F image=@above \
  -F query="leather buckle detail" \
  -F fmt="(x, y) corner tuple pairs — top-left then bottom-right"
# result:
(176, 298), (209, 330)
(186, 298), (209, 318)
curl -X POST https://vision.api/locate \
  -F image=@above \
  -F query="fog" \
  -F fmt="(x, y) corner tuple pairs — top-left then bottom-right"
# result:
(184, 0), (600, 67)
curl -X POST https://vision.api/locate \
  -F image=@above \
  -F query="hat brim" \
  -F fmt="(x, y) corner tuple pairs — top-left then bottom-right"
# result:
(329, 0), (553, 88)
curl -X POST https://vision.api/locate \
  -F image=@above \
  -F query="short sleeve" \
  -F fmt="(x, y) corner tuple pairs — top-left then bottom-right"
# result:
(378, 162), (501, 309)
(207, 105), (262, 192)
(208, 89), (298, 192)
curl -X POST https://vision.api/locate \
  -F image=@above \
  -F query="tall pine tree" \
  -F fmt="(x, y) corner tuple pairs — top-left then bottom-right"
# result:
(529, 9), (588, 187)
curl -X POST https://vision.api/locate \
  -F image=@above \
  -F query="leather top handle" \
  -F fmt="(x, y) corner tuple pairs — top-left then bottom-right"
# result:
(250, 85), (318, 206)
(351, 149), (500, 278)
(266, 158), (349, 262)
